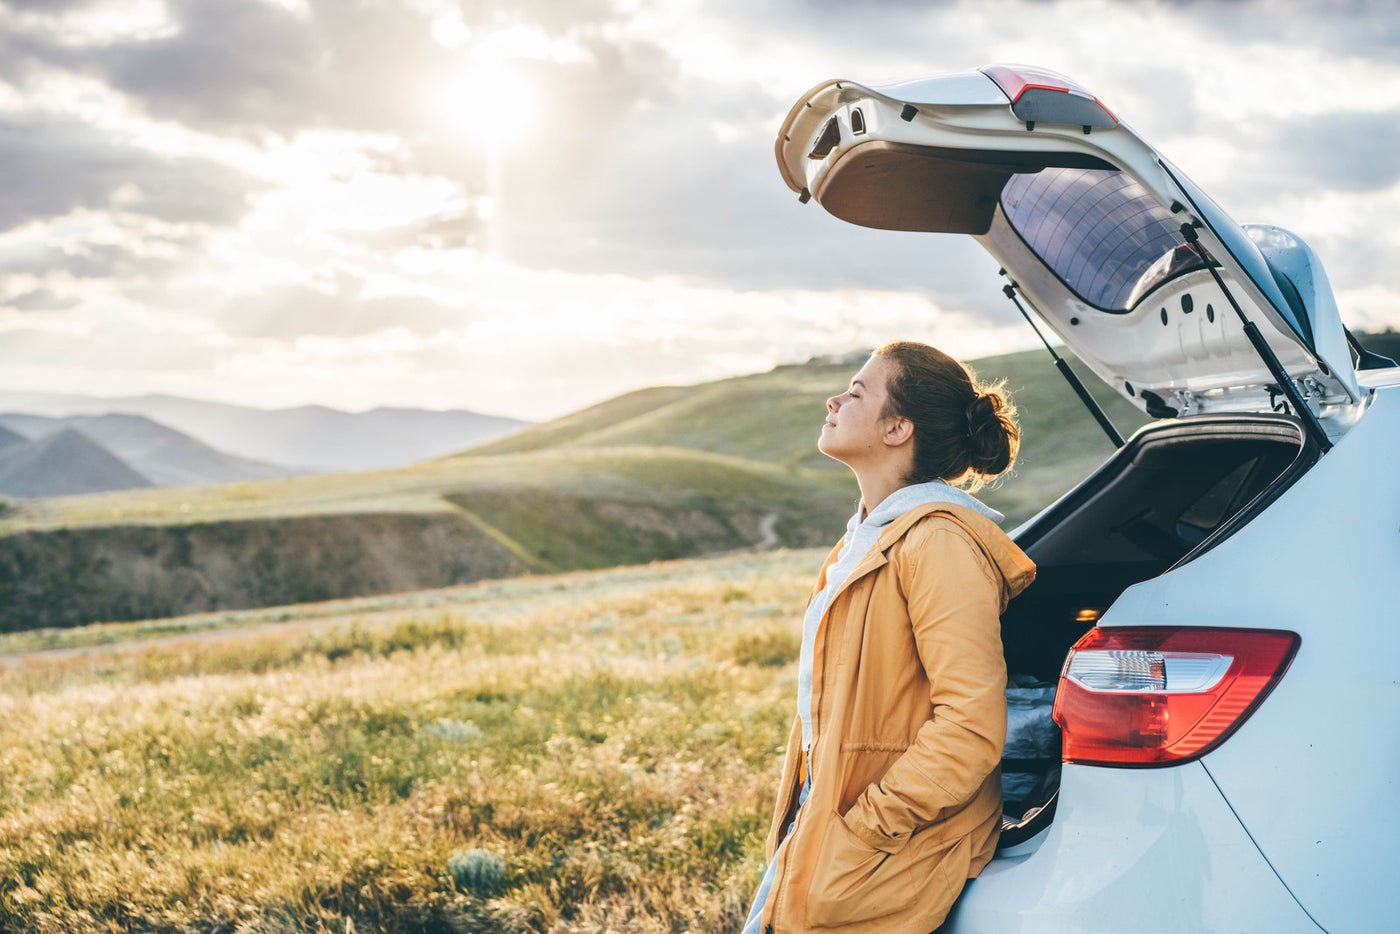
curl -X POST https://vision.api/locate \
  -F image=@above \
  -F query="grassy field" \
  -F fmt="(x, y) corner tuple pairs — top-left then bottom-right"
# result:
(0, 550), (824, 933)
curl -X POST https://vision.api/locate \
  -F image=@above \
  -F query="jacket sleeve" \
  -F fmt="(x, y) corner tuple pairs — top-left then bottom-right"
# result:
(842, 521), (1008, 851)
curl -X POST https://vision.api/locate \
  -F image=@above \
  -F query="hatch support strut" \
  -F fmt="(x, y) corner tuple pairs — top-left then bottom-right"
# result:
(1001, 274), (1124, 447)
(1178, 223), (1333, 454)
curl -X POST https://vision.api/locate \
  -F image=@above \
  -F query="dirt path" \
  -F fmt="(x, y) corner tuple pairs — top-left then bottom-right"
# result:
(755, 511), (781, 549)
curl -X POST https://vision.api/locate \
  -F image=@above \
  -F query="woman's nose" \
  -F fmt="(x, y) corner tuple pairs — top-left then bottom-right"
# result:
(826, 394), (840, 413)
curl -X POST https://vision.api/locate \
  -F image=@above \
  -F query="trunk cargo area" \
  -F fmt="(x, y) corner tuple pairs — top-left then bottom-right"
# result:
(997, 414), (1315, 846)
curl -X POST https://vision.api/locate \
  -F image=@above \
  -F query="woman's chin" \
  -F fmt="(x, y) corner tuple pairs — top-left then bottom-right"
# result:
(816, 438), (847, 465)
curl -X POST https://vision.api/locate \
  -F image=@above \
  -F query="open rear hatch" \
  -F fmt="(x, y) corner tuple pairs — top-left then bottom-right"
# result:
(776, 66), (1366, 444)
(776, 64), (1370, 848)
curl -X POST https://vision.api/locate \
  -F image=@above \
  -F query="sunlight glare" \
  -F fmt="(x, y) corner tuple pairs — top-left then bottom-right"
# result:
(435, 56), (537, 147)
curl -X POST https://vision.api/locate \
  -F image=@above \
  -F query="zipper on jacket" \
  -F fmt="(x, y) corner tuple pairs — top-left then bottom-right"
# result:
(769, 789), (802, 930)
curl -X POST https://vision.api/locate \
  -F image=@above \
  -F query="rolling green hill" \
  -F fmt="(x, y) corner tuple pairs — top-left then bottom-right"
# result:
(0, 346), (1155, 630)
(475, 347), (1149, 523)
(474, 364), (853, 469)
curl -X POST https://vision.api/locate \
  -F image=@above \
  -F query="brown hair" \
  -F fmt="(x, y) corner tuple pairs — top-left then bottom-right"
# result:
(875, 340), (1019, 492)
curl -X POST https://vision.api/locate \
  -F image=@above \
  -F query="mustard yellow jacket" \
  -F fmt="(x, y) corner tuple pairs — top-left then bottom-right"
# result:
(758, 503), (1036, 933)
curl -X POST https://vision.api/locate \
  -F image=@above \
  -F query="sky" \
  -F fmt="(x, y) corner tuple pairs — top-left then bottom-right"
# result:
(0, 0), (1397, 421)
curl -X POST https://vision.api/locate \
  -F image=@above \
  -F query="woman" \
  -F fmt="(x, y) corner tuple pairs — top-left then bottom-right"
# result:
(742, 341), (1036, 933)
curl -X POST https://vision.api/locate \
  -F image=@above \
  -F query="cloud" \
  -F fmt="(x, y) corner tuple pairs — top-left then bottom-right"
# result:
(360, 205), (484, 252)
(462, 28), (1018, 319)
(61, 0), (488, 139)
(1263, 110), (1400, 192)
(1, 0), (114, 11)
(1151, 0), (1400, 63)
(0, 240), (173, 280)
(218, 281), (470, 341)
(25, 1), (320, 133)
(0, 11), (52, 85)
(0, 113), (261, 231)
(0, 321), (226, 373)
(0, 1), (429, 137)
(725, 0), (1400, 70)
(1, 286), (80, 311)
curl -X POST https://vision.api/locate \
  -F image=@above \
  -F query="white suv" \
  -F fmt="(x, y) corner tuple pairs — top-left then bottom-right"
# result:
(776, 65), (1399, 933)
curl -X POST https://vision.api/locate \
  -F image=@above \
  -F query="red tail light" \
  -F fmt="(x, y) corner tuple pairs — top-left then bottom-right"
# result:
(1053, 626), (1299, 766)
(980, 64), (1118, 130)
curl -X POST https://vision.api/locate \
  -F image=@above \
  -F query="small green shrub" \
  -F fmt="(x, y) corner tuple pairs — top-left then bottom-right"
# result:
(448, 848), (508, 898)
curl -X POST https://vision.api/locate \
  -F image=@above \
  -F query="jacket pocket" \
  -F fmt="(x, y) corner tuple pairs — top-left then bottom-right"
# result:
(805, 809), (915, 926)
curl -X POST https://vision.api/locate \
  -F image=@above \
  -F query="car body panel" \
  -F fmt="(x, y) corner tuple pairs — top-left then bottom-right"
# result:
(1105, 383), (1400, 932)
(943, 763), (1321, 932)
(775, 68), (1361, 426)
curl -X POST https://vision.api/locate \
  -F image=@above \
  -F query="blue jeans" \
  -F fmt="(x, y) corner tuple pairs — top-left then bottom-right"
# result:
(741, 776), (811, 933)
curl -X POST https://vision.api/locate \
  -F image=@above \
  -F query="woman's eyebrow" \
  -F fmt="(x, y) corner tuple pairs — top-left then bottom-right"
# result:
(851, 379), (866, 389)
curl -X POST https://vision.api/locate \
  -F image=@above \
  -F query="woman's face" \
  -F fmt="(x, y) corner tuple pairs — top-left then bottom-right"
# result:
(818, 354), (900, 467)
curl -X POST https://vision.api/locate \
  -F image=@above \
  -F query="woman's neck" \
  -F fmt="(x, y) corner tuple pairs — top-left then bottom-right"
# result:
(855, 464), (910, 519)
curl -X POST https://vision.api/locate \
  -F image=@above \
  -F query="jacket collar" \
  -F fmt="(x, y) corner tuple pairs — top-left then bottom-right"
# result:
(820, 502), (1036, 607)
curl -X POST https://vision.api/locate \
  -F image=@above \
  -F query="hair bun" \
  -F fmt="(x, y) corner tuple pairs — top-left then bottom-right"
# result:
(965, 393), (997, 432)
(965, 389), (1016, 476)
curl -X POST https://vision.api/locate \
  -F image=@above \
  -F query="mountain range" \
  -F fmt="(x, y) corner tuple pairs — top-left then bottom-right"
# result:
(0, 394), (531, 498)
(0, 428), (153, 499)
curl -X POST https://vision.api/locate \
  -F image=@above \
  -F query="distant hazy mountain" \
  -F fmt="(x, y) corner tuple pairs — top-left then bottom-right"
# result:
(0, 424), (25, 454)
(0, 413), (298, 488)
(0, 428), (153, 498)
(0, 392), (531, 472)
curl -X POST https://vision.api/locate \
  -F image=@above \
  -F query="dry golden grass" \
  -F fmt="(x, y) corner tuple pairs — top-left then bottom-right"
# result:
(0, 550), (822, 933)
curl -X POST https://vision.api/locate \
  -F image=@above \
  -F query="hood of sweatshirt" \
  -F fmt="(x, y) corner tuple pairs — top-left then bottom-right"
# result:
(859, 480), (1004, 530)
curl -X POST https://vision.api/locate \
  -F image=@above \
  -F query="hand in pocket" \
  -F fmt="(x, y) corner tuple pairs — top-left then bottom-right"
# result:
(805, 810), (915, 926)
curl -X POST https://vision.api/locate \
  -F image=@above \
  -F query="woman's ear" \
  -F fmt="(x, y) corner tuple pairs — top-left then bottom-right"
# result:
(883, 415), (914, 448)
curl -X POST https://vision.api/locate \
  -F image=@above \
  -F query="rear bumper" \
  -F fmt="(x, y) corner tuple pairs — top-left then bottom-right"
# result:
(943, 763), (1321, 933)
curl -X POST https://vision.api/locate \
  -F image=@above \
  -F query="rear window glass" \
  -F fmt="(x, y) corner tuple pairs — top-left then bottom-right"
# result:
(1000, 167), (1206, 311)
